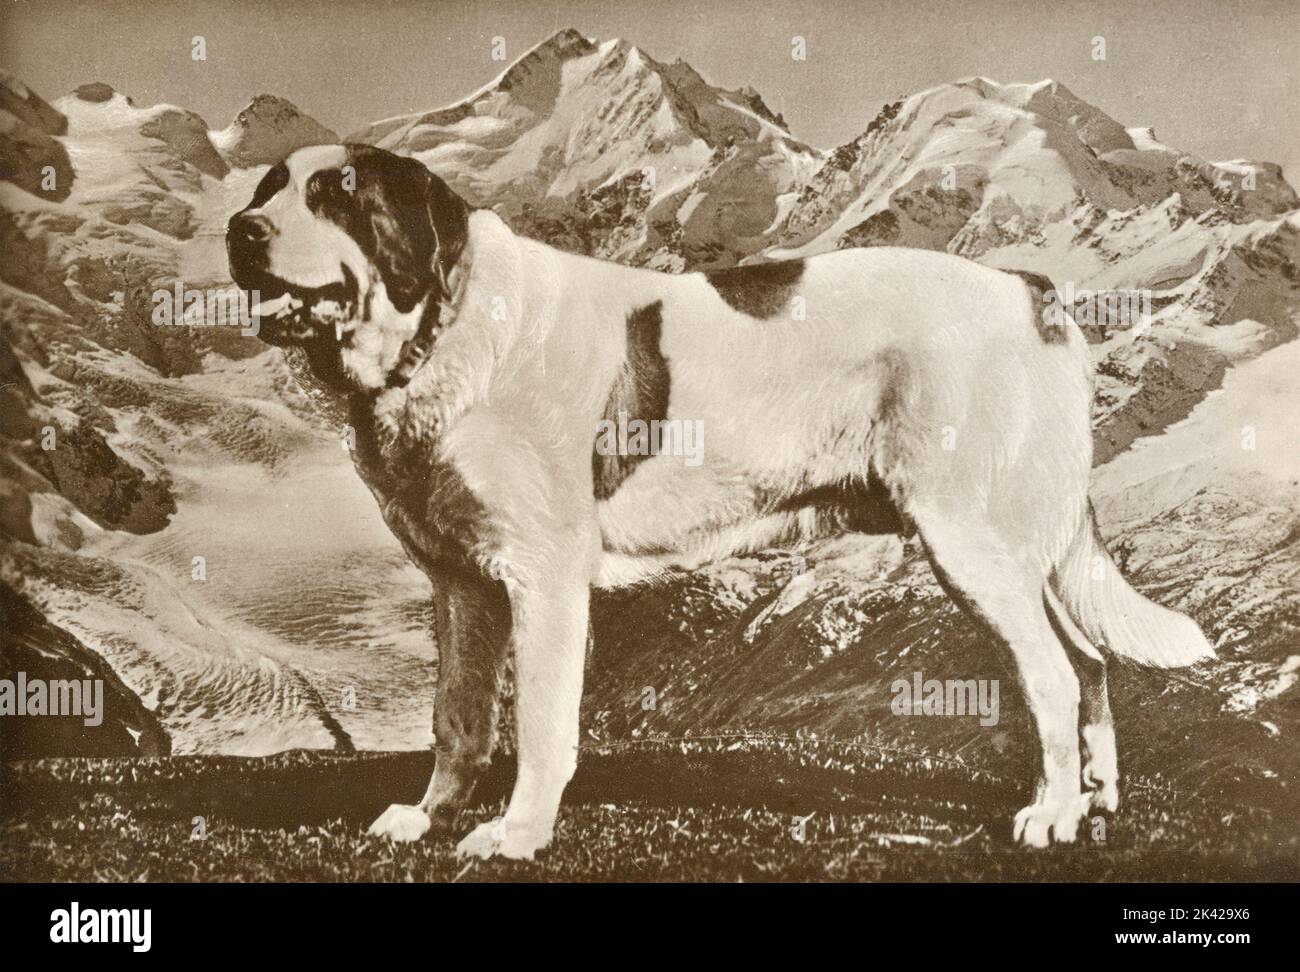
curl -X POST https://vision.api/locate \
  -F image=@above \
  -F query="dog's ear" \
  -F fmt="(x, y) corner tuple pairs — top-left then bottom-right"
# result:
(360, 149), (468, 313)
(423, 171), (470, 300)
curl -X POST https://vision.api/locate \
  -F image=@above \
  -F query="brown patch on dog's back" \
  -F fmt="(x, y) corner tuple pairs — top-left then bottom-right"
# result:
(593, 301), (670, 501)
(704, 259), (804, 319)
(1007, 269), (1069, 345)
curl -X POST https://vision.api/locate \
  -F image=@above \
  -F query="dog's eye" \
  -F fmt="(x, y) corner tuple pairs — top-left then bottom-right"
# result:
(305, 170), (345, 210)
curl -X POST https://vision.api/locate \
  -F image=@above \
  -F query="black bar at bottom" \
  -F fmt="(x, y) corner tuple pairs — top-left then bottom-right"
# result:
(0, 881), (1283, 956)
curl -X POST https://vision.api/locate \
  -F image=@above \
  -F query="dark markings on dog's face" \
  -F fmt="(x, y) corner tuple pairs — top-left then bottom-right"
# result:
(326, 145), (469, 314)
(334, 146), (471, 388)
(226, 144), (470, 380)
(704, 259), (804, 319)
(250, 160), (289, 208)
(1006, 269), (1069, 345)
(592, 301), (670, 501)
(227, 156), (358, 349)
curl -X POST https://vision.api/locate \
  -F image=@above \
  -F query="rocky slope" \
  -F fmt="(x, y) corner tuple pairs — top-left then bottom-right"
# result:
(0, 580), (170, 758)
(0, 72), (73, 202)
(0, 31), (1296, 823)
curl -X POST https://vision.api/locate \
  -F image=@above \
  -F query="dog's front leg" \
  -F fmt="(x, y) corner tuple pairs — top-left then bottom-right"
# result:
(368, 556), (511, 842)
(457, 570), (589, 861)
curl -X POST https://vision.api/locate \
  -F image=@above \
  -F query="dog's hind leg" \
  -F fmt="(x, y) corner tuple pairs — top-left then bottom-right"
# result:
(915, 508), (1088, 847)
(1044, 586), (1118, 813)
(1077, 659), (1117, 812)
(368, 558), (510, 842)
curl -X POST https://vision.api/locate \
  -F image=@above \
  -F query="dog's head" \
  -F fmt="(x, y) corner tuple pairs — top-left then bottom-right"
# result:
(227, 143), (469, 390)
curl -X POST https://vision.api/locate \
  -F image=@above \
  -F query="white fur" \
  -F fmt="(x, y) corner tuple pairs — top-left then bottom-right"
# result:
(341, 283), (425, 389)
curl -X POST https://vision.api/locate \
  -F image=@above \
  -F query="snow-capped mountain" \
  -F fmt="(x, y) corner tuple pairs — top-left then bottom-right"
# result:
(1, 29), (1297, 790)
(351, 28), (820, 269)
(49, 82), (228, 241)
(2, 77), (409, 754)
(773, 77), (1295, 256)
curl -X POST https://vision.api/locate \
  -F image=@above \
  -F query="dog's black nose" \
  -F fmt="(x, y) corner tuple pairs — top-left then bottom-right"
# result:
(228, 212), (272, 245)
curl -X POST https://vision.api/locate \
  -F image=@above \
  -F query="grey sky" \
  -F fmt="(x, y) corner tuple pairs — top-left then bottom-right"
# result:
(3, 0), (1296, 179)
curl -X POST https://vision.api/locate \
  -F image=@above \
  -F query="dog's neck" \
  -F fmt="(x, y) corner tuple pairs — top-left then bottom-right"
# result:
(367, 212), (541, 433)
(381, 230), (475, 391)
(279, 210), (549, 497)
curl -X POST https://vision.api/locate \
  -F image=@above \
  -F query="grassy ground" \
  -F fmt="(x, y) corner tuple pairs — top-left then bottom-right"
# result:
(2, 735), (1295, 882)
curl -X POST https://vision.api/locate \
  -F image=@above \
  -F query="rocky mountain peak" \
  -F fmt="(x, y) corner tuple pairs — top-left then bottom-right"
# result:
(214, 94), (337, 168)
(530, 26), (597, 57)
(73, 81), (130, 105)
(346, 28), (818, 268)
(238, 93), (313, 126)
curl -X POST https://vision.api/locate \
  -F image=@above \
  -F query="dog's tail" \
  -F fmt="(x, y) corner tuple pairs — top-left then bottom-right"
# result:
(1050, 506), (1213, 668)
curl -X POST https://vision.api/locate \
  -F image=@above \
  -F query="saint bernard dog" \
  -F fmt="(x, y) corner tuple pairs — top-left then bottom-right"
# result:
(227, 143), (1213, 859)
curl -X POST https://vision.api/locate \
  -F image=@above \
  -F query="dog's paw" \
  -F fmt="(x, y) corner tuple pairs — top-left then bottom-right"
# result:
(1082, 725), (1119, 813)
(1086, 782), (1119, 814)
(1012, 792), (1090, 848)
(367, 803), (431, 842)
(455, 817), (552, 861)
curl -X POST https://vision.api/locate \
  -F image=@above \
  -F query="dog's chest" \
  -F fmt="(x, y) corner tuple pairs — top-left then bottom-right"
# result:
(347, 404), (491, 570)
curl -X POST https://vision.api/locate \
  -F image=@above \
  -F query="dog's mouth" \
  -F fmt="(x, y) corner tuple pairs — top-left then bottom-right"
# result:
(234, 264), (360, 345)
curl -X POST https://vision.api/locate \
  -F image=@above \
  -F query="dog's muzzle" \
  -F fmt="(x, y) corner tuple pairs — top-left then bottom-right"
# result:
(226, 213), (359, 347)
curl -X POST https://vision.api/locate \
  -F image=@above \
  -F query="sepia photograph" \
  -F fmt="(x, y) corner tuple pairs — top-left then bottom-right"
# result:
(0, 0), (1295, 942)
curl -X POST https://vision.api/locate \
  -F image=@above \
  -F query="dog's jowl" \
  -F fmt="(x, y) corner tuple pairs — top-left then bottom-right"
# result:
(227, 144), (1213, 859)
